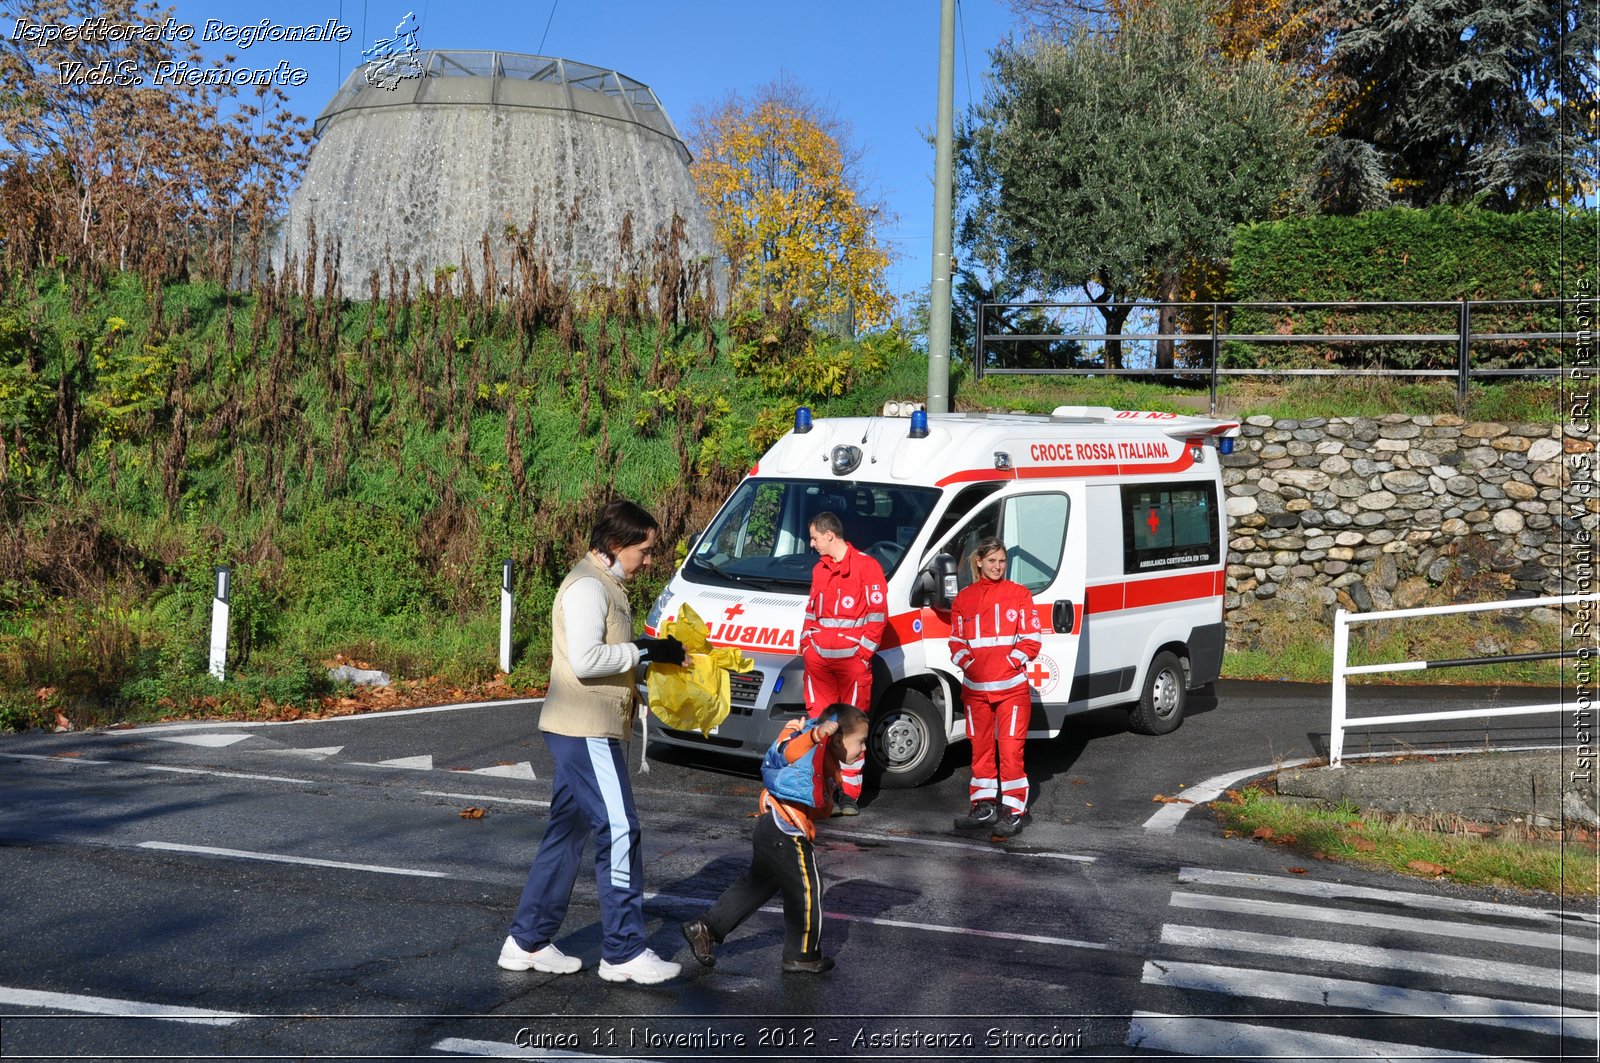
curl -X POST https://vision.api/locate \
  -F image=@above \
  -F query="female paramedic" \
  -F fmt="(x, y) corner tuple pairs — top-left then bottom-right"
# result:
(949, 536), (1042, 839)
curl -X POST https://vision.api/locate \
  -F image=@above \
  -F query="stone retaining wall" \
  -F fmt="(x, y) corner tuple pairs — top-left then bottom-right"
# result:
(1221, 414), (1594, 647)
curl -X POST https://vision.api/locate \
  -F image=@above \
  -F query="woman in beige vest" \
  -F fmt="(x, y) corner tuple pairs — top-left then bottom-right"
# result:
(499, 499), (686, 984)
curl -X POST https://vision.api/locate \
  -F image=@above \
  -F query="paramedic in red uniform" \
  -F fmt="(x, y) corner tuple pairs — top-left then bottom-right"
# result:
(949, 536), (1042, 839)
(800, 511), (886, 815)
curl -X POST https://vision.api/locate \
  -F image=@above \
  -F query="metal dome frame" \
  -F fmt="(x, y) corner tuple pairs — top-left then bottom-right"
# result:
(312, 50), (688, 161)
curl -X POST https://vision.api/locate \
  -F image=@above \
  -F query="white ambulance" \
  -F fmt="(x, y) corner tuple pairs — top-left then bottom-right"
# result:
(644, 405), (1241, 787)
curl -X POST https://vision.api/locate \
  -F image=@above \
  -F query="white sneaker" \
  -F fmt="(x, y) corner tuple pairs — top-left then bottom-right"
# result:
(597, 947), (681, 984)
(498, 935), (581, 974)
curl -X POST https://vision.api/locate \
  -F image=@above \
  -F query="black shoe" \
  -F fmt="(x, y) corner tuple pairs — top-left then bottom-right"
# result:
(954, 801), (998, 831)
(990, 811), (1031, 840)
(681, 919), (716, 968)
(781, 955), (835, 974)
(832, 794), (860, 817)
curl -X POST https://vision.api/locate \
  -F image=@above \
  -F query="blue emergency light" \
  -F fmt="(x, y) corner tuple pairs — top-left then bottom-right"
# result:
(794, 407), (813, 434)
(1218, 436), (1235, 455)
(909, 409), (929, 438)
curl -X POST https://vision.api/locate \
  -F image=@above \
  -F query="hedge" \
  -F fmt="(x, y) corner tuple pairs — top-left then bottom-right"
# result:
(1222, 207), (1595, 370)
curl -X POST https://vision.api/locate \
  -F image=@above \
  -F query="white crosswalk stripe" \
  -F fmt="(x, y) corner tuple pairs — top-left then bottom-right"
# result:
(1130, 865), (1600, 1061)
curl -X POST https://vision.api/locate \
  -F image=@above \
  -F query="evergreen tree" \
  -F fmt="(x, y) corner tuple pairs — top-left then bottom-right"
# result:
(1321, 0), (1598, 211)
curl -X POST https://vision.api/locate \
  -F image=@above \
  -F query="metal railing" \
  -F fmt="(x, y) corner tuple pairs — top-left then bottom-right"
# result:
(975, 298), (1589, 413)
(1328, 593), (1597, 767)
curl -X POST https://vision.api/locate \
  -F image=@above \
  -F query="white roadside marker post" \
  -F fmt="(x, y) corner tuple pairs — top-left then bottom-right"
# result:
(208, 565), (231, 681)
(499, 558), (514, 674)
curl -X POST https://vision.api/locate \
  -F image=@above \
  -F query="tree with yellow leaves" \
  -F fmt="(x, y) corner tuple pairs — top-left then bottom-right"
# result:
(688, 81), (892, 333)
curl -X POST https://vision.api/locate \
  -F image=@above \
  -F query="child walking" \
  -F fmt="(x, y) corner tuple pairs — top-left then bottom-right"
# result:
(680, 703), (870, 974)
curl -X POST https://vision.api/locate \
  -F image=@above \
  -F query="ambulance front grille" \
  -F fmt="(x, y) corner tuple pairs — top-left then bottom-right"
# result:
(728, 671), (763, 715)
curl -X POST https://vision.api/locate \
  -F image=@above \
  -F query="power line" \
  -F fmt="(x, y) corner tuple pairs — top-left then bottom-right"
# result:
(538, 1), (559, 55)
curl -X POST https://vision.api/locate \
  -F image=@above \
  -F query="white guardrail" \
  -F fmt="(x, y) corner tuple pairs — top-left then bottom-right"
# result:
(1329, 593), (1599, 767)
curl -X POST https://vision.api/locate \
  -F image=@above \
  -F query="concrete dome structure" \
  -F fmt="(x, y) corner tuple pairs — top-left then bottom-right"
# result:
(279, 50), (715, 293)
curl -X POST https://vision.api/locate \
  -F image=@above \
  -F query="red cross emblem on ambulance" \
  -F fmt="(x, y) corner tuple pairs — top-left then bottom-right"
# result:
(1026, 654), (1060, 696)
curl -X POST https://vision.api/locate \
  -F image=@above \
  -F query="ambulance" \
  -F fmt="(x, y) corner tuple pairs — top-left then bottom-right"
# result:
(644, 404), (1241, 787)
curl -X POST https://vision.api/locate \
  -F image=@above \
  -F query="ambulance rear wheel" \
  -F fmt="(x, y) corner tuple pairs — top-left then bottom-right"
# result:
(869, 688), (943, 788)
(1128, 651), (1186, 736)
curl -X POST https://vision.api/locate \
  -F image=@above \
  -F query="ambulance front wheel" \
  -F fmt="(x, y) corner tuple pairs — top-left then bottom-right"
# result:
(869, 688), (944, 788)
(1128, 650), (1186, 736)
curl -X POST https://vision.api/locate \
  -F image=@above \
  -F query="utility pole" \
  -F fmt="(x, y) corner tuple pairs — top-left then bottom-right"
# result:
(927, 0), (956, 414)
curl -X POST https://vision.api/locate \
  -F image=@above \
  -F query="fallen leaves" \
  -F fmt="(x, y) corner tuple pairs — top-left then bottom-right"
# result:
(1152, 794), (1193, 805)
(1407, 859), (1452, 877)
(1349, 835), (1377, 853)
(1284, 866), (1309, 874)
(459, 807), (486, 819)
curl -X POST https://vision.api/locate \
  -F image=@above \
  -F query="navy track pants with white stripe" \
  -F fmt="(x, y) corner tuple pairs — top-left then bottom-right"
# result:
(508, 734), (646, 964)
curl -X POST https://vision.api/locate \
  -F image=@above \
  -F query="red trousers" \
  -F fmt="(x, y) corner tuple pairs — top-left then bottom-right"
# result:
(803, 651), (872, 799)
(965, 687), (1029, 813)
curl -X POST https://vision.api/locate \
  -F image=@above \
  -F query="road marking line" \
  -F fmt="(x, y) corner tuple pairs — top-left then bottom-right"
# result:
(1142, 759), (1312, 832)
(1170, 890), (1589, 953)
(643, 890), (1110, 952)
(832, 828), (1096, 862)
(120, 698), (541, 734)
(0, 752), (111, 765)
(151, 734), (253, 748)
(432, 1037), (650, 1060)
(1141, 960), (1598, 1041)
(826, 909), (1111, 950)
(350, 755), (433, 770)
(0, 986), (248, 1026)
(1179, 866), (1600, 927)
(143, 766), (311, 784)
(1160, 923), (1596, 994)
(1126, 1012), (1534, 1062)
(257, 746), (344, 758)
(464, 762), (536, 781)
(422, 790), (550, 808)
(137, 842), (452, 879)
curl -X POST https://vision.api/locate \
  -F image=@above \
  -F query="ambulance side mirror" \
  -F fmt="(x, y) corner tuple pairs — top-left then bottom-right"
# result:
(914, 552), (958, 608)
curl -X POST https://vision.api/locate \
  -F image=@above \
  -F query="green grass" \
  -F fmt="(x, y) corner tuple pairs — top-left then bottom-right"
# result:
(1215, 786), (1599, 898)
(1224, 608), (1572, 685)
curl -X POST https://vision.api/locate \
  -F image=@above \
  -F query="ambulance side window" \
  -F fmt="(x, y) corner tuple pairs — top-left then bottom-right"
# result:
(926, 483), (1002, 548)
(937, 491), (1070, 595)
(1121, 482), (1220, 572)
(1003, 493), (1069, 592)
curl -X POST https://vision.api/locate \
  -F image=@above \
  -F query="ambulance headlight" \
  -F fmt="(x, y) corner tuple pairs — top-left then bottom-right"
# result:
(830, 444), (863, 476)
(645, 588), (672, 629)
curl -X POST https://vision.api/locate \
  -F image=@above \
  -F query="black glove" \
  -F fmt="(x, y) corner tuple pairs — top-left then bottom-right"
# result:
(633, 635), (687, 667)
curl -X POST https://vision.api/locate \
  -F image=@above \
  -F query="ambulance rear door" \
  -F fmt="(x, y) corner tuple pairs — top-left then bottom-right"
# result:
(919, 480), (1087, 737)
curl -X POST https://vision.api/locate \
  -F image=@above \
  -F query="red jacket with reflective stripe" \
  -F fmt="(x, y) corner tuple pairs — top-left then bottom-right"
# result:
(801, 545), (888, 662)
(948, 577), (1042, 694)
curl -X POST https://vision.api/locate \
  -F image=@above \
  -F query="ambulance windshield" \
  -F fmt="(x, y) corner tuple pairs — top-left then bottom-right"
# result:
(686, 479), (942, 590)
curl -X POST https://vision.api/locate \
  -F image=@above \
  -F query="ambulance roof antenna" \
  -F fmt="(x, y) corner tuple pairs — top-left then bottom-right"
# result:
(862, 416), (880, 463)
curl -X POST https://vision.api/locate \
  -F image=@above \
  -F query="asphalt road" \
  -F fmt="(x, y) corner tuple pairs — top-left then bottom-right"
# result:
(0, 681), (1591, 1061)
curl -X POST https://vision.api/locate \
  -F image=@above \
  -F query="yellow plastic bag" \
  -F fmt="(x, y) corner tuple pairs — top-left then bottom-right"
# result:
(645, 603), (754, 736)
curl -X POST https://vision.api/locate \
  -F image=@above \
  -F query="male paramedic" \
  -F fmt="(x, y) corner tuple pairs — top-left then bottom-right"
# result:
(800, 511), (887, 815)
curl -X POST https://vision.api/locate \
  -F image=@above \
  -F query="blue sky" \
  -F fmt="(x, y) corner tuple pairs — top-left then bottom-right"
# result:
(147, 0), (1023, 304)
